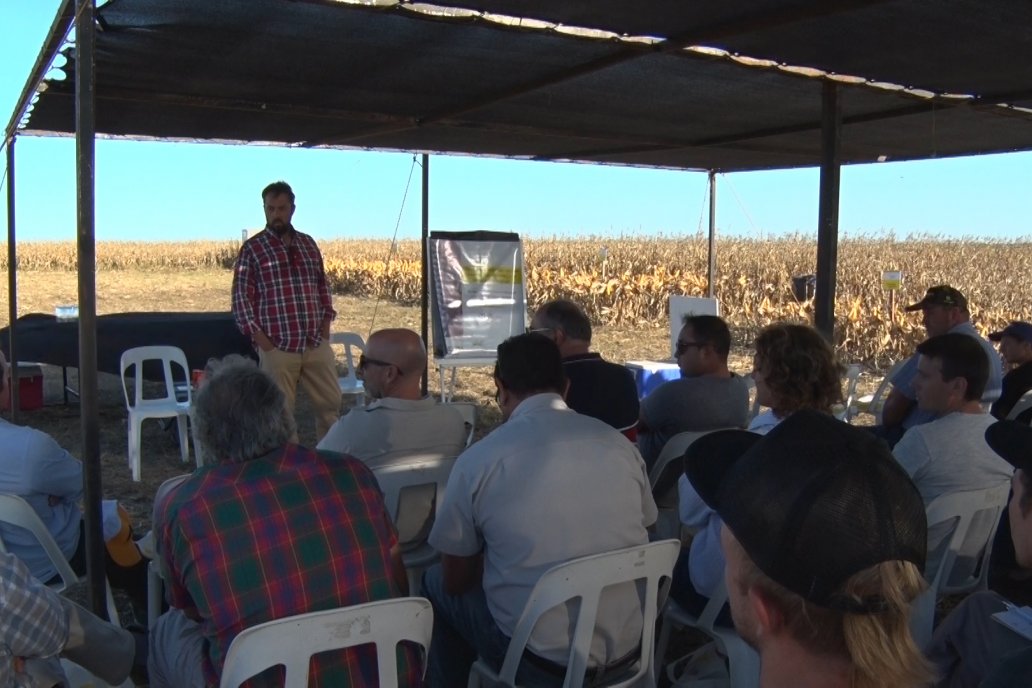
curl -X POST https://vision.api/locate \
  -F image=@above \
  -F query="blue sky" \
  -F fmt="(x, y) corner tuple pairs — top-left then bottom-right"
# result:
(3, 1), (1031, 242)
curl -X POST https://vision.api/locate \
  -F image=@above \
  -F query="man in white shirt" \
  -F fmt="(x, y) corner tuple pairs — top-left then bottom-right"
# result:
(422, 333), (657, 687)
(893, 333), (1013, 576)
(317, 328), (467, 464)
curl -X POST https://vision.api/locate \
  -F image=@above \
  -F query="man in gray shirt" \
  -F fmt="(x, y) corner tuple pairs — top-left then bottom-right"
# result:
(637, 315), (750, 470)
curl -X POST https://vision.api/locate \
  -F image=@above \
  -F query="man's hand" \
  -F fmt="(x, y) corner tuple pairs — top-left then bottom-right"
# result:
(253, 331), (275, 353)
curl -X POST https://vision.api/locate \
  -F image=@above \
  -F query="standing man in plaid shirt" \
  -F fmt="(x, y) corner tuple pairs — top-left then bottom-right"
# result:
(232, 181), (340, 441)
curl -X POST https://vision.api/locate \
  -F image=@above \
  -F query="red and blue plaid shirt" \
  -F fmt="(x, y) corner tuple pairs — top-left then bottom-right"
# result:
(159, 445), (419, 687)
(232, 228), (336, 353)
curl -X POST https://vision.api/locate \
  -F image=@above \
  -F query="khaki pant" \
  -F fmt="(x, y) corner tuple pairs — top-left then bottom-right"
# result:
(259, 340), (340, 442)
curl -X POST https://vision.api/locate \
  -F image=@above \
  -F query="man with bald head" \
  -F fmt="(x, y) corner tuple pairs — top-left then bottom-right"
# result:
(317, 328), (468, 463)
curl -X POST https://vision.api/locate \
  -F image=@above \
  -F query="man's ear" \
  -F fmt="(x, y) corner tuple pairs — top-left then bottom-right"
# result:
(748, 585), (784, 638)
(947, 375), (968, 401)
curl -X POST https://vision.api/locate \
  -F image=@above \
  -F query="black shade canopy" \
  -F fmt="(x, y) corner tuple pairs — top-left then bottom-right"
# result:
(14, 0), (1032, 172)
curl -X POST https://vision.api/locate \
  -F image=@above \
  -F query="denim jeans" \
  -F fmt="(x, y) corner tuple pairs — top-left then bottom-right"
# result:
(421, 564), (565, 687)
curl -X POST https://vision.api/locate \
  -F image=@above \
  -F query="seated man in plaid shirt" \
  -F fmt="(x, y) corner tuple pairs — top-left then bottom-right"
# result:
(148, 356), (418, 687)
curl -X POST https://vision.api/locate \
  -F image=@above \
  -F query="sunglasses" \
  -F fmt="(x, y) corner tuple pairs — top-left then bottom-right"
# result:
(359, 354), (402, 374)
(675, 340), (705, 356)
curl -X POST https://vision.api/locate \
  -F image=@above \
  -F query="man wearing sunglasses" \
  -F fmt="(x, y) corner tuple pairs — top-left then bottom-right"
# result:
(318, 328), (467, 463)
(232, 181), (340, 441)
(637, 314), (750, 470)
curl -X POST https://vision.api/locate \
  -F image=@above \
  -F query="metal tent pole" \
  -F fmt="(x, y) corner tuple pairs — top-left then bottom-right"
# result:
(814, 82), (841, 342)
(706, 170), (717, 298)
(75, 0), (107, 618)
(420, 153), (429, 397)
(6, 138), (19, 421)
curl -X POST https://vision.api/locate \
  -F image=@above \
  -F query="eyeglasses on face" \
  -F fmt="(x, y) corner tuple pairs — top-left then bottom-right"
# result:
(528, 327), (556, 339)
(359, 354), (402, 374)
(675, 340), (705, 356)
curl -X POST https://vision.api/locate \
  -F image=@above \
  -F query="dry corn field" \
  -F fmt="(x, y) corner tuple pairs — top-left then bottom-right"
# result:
(3, 236), (1030, 366)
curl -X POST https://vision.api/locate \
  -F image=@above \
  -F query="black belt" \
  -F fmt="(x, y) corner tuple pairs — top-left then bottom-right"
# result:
(521, 644), (640, 685)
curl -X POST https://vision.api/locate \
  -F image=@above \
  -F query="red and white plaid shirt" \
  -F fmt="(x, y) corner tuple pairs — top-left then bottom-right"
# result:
(232, 228), (336, 353)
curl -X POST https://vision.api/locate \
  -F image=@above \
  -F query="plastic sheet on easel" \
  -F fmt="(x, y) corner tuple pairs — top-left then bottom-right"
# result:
(428, 231), (527, 358)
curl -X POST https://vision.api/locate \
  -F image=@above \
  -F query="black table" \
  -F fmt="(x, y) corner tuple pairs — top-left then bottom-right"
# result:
(0, 312), (256, 384)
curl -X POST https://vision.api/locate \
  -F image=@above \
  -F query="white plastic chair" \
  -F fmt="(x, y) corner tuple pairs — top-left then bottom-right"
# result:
(60, 659), (135, 688)
(849, 358), (906, 424)
(120, 345), (193, 482)
(468, 539), (680, 688)
(655, 579), (759, 688)
(743, 376), (761, 422)
(910, 482), (1011, 648)
(372, 453), (459, 593)
(446, 401), (477, 447)
(1006, 389), (1032, 422)
(649, 430), (732, 542)
(219, 597), (434, 688)
(835, 363), (863, 422)
(0, 494), (120, 624)
(330, 332), (366, 407)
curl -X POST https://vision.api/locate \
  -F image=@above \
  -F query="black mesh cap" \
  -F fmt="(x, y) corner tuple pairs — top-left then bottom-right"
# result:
(685, 410), (927, 611)
(986, 420), (1032, 473)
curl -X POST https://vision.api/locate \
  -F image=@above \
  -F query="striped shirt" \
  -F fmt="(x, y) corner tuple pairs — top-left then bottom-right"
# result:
(159, 445), (417, 686)
(231, 228), (336, 353)
(0, 551), (68, 688)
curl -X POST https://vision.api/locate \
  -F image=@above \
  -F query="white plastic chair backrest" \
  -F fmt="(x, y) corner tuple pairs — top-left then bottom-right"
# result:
(120, 345), (190, 410)
(0, 493), (79, 591)
(1006, 389), (1032, 422)
(869, 358), (907, 424)
(330, 332), (366, 376)
(218, 597), (434, 688)
(446, 401), (477, 447)
(925, 483), (1011, 595)
(649, 430), (733, 500)
(0, 494), (120, 624)
(371, 454), (458, 547)
(835, 364), (863, 421)
(494, 539), (679, 688)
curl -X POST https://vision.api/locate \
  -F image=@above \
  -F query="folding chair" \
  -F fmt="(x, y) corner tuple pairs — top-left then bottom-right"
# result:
(655, 579), (759, 688)
(120, 345), (193, 482)
(372, 453), (459, 592)
(468, 539), (680, 688)
(330, 332), (366, 407)
(910, 482), (1011, 648)
(219, 597), (434, 688)
(0, 493), (120, 624)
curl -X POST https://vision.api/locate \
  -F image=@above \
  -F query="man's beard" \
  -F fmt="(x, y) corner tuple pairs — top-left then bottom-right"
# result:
(269, 221), (292, 237)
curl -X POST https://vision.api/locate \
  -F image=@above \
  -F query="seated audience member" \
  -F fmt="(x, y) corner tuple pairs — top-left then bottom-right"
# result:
(530, 299), (640, 438)
(892, 333), (1012, 576)
(638, 315), (749, 469)
(149, 357), (417, 688)
(318, 328), (467, 463)
(0, 549), (139, 688)
(747, 322), (844, 434)
(0, 351), (147, 619)
(685, 410), (935, 688)
(989, 321), (1032, 422)
(880, 285), (1002, 446)
(926, 419), (1032, 688)
(422, 333), (657, 687)
(674, 325), (841, 621)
